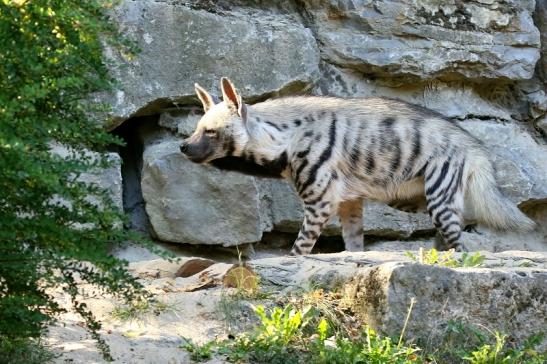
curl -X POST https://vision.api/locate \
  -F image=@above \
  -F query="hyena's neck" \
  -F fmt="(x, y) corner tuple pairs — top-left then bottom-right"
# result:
(239, 109), (293, 174)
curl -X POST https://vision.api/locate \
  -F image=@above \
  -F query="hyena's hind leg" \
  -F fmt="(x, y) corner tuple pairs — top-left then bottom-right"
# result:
(338, 199), (364, 252)
(424, 157), (468, 252)
(289, 201), (335, 256)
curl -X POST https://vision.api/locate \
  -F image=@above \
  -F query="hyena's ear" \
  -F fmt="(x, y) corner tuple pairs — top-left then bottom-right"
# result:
(195, 83), (216, 112)
(220, 77), (247, 121)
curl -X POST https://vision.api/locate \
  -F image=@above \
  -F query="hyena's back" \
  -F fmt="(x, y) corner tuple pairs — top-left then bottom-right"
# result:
(253, 96), (535, 241)
(256, 96), (474, 201)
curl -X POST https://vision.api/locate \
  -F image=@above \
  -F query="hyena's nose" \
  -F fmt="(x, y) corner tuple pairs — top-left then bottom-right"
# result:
(180, 142), (189, 154)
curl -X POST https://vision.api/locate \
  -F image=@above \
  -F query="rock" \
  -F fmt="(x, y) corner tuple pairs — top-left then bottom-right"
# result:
(344, 262), (547, 351)
(159, 108), (202, 136)
(50, 144), (123, 210)
(176, 258), (216, 278)
(128, 258), (182, 279)
(85, 152), (123, 211)
(302, 0), (540, 80)
(317, 62), (526, 121)
(538, 114), (547, 135)
(106, 0), (319, 126)
(141, 141), (263, 246)
(534, 0), (547, 83)
(460, 120), (547, 205)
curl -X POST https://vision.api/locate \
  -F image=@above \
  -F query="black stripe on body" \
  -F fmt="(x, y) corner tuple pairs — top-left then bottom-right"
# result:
(265, 121), (281, 131)
(304, 115), (315, 123)
(365, 152), (375, 174)
(390, 143), (401, 176)
(402, 119), (422, 179)
(224, 137), (235, 156)
(298, 113), (337, 195)
(293, 159), (309, 189)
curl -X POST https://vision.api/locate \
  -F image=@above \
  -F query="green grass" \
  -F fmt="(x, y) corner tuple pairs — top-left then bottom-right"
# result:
(184, 304), (423, 363)
(462, 331), (545, 364)
(182, 301), (545, 364)
(110, 297), (179, 323)
(405, 248), (486, 268)
(180, 337), (215, 362)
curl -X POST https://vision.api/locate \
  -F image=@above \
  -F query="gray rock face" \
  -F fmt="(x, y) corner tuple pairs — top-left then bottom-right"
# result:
(107, 0), (319, 126)
(345, 262), (547, 351)
(317, 62), (527, 121)
(303, 0), (540, 80)
(141, 141), (263, 246)
(90, 152), (123, 211)
(460, 120), (547, 205)
(106, 0), (547, 249)
(535, 0), (547, 83)
(51, 144), (123, 210)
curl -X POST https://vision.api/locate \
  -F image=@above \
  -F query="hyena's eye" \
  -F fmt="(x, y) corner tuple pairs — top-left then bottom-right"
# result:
(204, 129), (217, 137)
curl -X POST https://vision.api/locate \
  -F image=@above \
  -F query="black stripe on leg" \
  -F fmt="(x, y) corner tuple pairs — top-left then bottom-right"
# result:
(291, 244), (302, 255)
(441, 221), (460, 232)
(426, 160), (450, 196)
(427, 162), (464, 212)
(446, 232), (461, 244)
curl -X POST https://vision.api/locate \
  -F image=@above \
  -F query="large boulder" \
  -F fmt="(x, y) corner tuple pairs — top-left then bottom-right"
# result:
(141, 141), (263, 246)
(106, 0), (319, 126)
(302, 0), (540, 81)
(344, 262), (547, 351)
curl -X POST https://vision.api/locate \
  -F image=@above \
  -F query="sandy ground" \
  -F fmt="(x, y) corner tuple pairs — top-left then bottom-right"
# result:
(46, 259), (234, 364)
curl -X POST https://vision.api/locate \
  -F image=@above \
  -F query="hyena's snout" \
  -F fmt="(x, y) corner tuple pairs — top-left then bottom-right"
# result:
(179, 140), (189, 154)
(179, 135), (213, 163)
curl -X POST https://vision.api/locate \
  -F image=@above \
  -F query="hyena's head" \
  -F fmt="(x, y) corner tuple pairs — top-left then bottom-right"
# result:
(180, 77), (249, 163)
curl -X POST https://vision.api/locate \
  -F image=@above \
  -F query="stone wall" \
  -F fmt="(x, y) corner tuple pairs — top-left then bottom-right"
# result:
(104, 0), (547, 251)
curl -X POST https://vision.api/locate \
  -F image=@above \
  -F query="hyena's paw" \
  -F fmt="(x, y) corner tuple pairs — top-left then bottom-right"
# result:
(463, 224), (480, 234)
(434, 231), (467, 252)
(449, 242), (468, 252)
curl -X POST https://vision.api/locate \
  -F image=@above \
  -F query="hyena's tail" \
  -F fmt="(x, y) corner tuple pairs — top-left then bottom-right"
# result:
(465, 155), (535, 232)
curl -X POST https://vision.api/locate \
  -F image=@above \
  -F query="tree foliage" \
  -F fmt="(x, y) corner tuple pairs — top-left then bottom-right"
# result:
(0, 0), (146, 361)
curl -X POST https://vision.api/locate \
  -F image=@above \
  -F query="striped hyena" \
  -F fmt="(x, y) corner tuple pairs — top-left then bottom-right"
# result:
(180, 77), (535, 255)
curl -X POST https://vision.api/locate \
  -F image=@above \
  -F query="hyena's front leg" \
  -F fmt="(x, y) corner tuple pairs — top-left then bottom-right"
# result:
(338, 199), (364, 252)
(289, 201), (335, 256)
